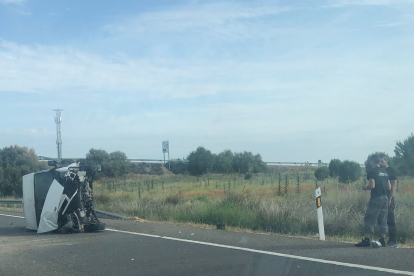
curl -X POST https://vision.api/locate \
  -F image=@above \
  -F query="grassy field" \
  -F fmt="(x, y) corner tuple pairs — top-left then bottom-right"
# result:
(92, 166), (414, 244)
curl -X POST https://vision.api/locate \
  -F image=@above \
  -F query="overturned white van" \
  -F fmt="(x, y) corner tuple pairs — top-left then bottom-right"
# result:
(23, 163), (105, 233)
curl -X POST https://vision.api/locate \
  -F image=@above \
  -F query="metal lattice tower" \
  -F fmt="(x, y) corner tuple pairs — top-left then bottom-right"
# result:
(53, 109), (63, 160)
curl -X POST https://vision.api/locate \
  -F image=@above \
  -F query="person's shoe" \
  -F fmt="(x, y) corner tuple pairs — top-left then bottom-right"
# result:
(387, 241), (398, 248)
(355, 238), (371, 247)
(379, 238), (387, 247)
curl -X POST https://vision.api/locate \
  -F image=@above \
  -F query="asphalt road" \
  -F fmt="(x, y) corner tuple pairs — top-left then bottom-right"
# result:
(1, 210), (414, 276)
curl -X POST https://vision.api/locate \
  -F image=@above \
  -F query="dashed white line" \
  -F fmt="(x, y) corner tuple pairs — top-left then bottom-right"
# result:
(160, 236), (414, 275)
(106, 228), (161, 238)
(0, 213), (25, 219)
(2, 213), (414, 276)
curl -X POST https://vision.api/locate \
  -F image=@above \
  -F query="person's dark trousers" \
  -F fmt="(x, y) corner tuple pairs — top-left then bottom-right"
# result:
(388, 197), (397, 243)
(364, 196), (388, 234)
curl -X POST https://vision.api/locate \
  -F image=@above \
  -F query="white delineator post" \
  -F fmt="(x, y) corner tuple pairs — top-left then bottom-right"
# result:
(315, 188), (325, 241)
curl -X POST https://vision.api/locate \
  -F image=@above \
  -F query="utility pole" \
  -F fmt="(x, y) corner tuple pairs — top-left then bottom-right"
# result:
(53, 109), (63, 160)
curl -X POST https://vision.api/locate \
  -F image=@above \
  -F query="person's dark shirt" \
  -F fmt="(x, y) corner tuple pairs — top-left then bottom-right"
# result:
(385, 166), (397, 197)
(385, 166), (397, 181)
(367, 166), (389, 199)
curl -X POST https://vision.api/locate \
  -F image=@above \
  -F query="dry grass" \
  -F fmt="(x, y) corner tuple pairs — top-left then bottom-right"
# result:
(93, 170), (414, 244)
(0, 206), (23, 212)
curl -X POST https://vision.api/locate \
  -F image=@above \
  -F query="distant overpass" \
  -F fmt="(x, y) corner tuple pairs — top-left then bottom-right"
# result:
(129, 159), (328, 166)
(39, 156), (329, 166)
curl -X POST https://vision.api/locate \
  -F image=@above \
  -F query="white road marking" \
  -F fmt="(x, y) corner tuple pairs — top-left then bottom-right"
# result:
(0, 213), (25, 219)
(106, 228), (161, 238)
(2, 213), (414, 275)
(161, 236), (414, 275)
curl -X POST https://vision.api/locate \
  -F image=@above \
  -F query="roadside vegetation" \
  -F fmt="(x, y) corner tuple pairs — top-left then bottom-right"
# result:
(0, 146), (48, 197)
(92, 133), (414, 244)
(93, 169), (414, 244)
(1, 133), (414, 244)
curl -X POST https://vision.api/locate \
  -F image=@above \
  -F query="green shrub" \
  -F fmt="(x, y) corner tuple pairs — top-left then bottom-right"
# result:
(191, 195), (209, 203)
(213, 150), (234, 173)
(86, 149), (130, 178)
(314, 167), (330, 181)
(244, 173), (253, 180)
(0, 146), (49, 196)
(328, 159), (341, 178)
(149, 163), (164, 175)
(164, 195), (181, 205)
(338, 160), (361, 183)
(187, 147), (215, 175)
(166, 159), (187, 174)
(130, 163), (148, 174)
(232, 151), (266, 174)
(94, 193), (112, 205)
(394, 133), (414, 176)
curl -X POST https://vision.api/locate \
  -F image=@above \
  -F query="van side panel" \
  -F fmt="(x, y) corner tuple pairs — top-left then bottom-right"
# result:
(37, 179), (64, 234)
(23, 173), (37, 230)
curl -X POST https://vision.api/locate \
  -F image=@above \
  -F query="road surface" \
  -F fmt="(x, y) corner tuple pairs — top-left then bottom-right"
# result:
(1, 210), (413, 276)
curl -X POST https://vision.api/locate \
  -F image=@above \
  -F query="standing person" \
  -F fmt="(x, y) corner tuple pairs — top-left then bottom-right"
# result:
(356, 154), (391, 247)
(380, 154), (398, 247)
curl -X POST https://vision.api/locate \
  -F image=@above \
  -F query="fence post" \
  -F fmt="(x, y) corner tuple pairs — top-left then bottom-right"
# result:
(315, 188), (325, 241)
(284, 174), (288, 196)
(296, 173), (300, 194)
(278, 173), (282, 196)
(138, 182), (141, 198)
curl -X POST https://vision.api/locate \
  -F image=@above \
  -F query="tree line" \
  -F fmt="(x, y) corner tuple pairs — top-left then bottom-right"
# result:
(83, 149), (164, 177)
(313, 159), (362, 183)
(314, 133), (414, 183)
(0, 146), (48, 197)
(0, 145), (266, 196)
(166, 147), (267, 176)
(83, 146), (267, 177)
(1, 133), (413, 196)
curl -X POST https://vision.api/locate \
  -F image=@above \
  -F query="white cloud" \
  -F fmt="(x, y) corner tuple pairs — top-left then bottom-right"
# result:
(1, 37), (413, 104)
(1, 0), (413, 161)
(104, 2), (291, 41)
(18, 10), (31, 15)
(0, 0), (25, 5)
(0, 128), (51, 137)
(374, 22), (405, 27)
(326, 0), (414, 7)
(0, 40), (313, 99)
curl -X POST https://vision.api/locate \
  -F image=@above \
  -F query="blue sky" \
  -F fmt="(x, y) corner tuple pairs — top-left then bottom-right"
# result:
(0, 0), (413, 163)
